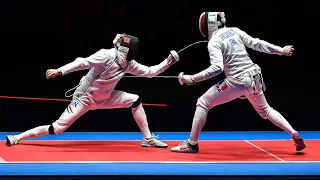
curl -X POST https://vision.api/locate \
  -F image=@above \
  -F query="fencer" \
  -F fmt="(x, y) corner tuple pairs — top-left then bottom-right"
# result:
(6, 33), (179, 148)
(171, 12), (306, 153)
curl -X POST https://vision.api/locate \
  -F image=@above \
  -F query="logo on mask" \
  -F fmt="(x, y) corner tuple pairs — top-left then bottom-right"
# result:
(123, 37), (131, 44)
(208, 15), (217, 24)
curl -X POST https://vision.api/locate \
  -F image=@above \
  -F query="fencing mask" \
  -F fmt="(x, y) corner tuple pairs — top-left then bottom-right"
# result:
(113, 34), (140, 61)
(199, 12), (226, 40)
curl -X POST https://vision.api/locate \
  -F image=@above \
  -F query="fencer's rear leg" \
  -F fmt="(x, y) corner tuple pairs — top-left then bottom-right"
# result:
(292, 133), (306, 151)
(6, 100), (88, 146)
(6, 135), (17, 146)
(245, 92), (306, 151)
(6, 125), (50, 146)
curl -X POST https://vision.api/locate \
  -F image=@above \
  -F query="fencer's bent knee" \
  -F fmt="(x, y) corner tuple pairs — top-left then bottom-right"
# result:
(48, 124), (55, 135)
(49, 122), (69, 135)
(196, 96), (210, 112)
(130, 96), (141, 108)
(255, 105), (272, 119)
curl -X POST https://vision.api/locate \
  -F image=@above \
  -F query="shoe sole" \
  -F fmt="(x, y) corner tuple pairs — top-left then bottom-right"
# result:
(170, 150), (199, 153)
(141, 145), (168, 148)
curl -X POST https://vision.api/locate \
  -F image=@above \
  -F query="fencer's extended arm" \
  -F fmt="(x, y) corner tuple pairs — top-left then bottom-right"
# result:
(58, 49), (108, 75)
(190, 42), (224, 83)
(126, 51), (179, 78)
(234, 28), (283, 55)
(126, 59), (174, 78)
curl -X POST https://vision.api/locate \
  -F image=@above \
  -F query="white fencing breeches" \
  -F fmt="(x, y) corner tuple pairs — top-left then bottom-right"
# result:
(194, 71), (297, 136)
(197, 72), (272, 118)
(51, 90), (139, 134)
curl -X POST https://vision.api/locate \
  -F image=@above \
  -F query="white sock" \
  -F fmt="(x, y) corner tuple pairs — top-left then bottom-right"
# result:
(190, 106), (208, 143)
(17, 125), (50, 141)
(267, 109), (297, 135)
(131, 104), (152, 139)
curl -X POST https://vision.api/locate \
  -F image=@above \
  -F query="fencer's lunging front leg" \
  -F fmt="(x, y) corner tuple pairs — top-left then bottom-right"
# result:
(6, 100), (89, 146)
(98, 90), (168, 148)
(189, 78), (243, 144)
(189, 106), (208, 143)
(130, 98), (168, 148)
(171, 78), (245, 153)
(170, 105), (208, 153)
(130, 98), (152, 139)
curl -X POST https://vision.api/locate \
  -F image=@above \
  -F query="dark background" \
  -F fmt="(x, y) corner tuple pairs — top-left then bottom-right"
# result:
(0, 0), (319, 133)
